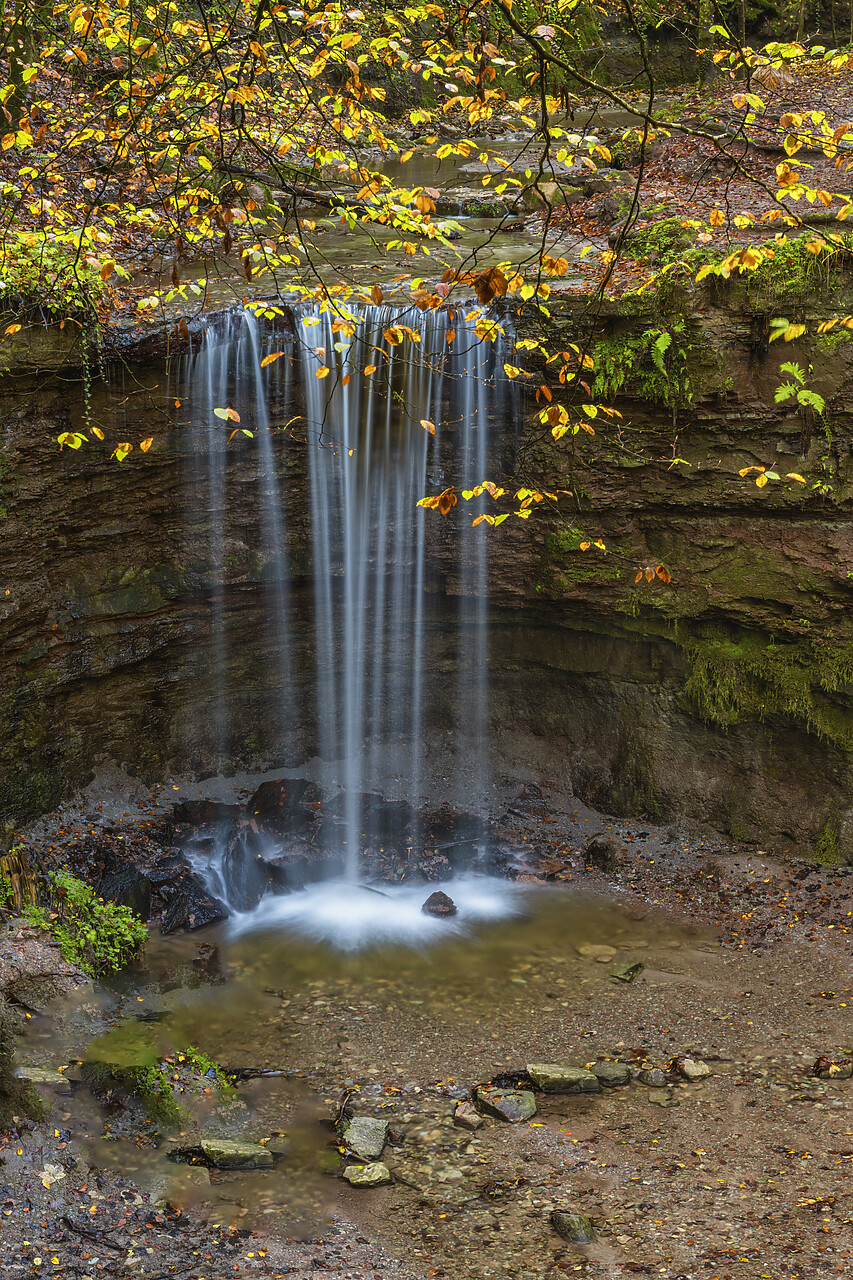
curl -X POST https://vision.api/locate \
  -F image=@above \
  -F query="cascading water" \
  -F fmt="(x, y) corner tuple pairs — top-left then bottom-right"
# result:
(180, 298), (522, 939)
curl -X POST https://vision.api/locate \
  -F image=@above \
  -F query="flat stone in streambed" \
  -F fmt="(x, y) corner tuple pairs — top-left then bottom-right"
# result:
(590, 1061), (631, 1087)
(343, 1162), (392, 1187)
(551, 1210), (596, 1243)
(475, 1086), (537, 1122)
(527, 1063), (600, 1093)
(200, 1138), (273, 1169)
(342, 1115), (389, 1160)
(15, 1067), (72, 1093)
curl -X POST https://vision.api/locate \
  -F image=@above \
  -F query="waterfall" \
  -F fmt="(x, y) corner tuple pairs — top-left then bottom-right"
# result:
(184, 298), (517, 899)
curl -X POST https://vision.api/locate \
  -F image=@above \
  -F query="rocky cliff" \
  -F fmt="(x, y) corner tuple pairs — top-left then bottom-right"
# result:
(2, 264), (853, 859)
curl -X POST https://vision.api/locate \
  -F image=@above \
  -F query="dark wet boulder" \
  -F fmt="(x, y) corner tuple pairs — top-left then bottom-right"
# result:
(247, 778), (311, 821)
(147, 857), (192, 889)
(474, 1086), (536, 1123)
(220, 835), (270, 912)
(99, 865), (152, 921)
(422, 891), (457, 918)
(173, 799), (242, 825)
(551, 1211), (595, 1244)
(583, 834), (621, 873)
(161, 880), (226, 933)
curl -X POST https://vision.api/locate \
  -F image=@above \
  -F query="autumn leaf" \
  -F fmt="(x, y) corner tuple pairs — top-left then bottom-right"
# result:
(371, 285), (384, 305)
(261, 351), (285, 367)
(420, 419), (435, 434)
(364, 364), (377, 375)
(111, 442), (133, 461)
(709, 209), (725, 226)
(315, 366), (330, 378)
(214, 407), (241, 421)
(91, 426), (104, 440)
(139, 437), (154, 452)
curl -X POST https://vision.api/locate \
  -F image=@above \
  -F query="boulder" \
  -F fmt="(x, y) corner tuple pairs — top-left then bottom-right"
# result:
(453, 1100), (485, 1130)
(474, 1086), (537, 1122)
(527, 1064), (600, 1094)
(200, 1138), (273, 1169)
(342, 1115), (389, 1160)
(584, 835), (620, 872)
(422, 891), (457, 918)
(678, 1058), (712, 1082)
(173, 800), (242, 825)
(637, 1067), (668, 1087)
(248, 778), (311, 820)
(342, 1161), (391, 1187)
(99, 866), (152, 921)
(590, 1062), (631, 1087)
(551, 1211), (595, 1244)
(161, 881), (227, 934)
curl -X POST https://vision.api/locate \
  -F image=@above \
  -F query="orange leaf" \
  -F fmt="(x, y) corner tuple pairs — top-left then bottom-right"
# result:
(420, 419), (436, 435)
(261, 351), (284, 367)
(371, 285), (384, 305)
(139, 437), (154, 452)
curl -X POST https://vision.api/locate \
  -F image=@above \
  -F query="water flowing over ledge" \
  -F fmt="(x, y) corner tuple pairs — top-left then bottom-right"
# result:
(174, 300), (521, 921)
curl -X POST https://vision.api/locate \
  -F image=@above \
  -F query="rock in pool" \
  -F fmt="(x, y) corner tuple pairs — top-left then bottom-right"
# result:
(453, 1100), (485, 1130)
(422, 890), (457, 917)
(342, 1115), (389, 1160)
(551, 1210), (595, 1243)
(199, 1139), (273, 1169)
(475, 1085), (537, 1122)
(343, 1162), (392, 1187)
(527, 1063), (600, 1094)
(590, 1061), (631, 1087)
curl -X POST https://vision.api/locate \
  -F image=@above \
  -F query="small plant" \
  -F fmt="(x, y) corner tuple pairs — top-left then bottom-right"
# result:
(774, 361), (826, 417)
(23, 869), (146, 977)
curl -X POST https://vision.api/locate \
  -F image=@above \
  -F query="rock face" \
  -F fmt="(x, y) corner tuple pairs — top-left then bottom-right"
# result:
(6, 282), (853, 859)
(342, 1116), (389, 1161)
(421, 891), (458, 917)
(527, 1064), (601, 1094)
(474, 1086), (537, 1122)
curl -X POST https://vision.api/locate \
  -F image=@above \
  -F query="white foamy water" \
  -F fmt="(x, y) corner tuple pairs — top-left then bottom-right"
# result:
(224, 875), (527, 951)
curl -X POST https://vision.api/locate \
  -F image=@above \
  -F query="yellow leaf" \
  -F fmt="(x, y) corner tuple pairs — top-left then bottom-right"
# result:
(139, 437), (153, 452)
(111, 442), (133, 461)
(3, 323), (21, 335)
(316, 366), (330, 378)
(755, 472), (768, 488)
(579, 541), (591, 550)
(786, 472), (807, 482)
(1, 134), (15, 151)
(420, 419), (435, 434)
(709, 209), (725, 227)
(260, 351), (284, 367)
(784, 323), (806, 341)
(91, 426), (104, 440)
(364, 364), (377, 375)
(594, 538), (606, 549)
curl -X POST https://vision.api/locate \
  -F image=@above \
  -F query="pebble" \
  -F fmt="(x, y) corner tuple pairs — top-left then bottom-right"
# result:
(577, 943), (617, 961)
(637, 1067), (668, 1087)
